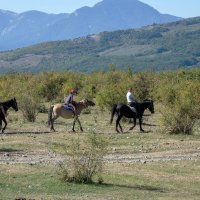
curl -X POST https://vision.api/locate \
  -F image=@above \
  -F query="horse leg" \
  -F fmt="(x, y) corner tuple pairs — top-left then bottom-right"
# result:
(118, 122), (123, 133)
(50, 116), (58, 132)
(48, 106), (58, 132)
(76, 117), (83, 132)
(139, 117), (144, 132)
(1, 118), (7, 133)
(115, 116), (120, 133)
(51, 119), (56, 132)
(129, 117), (136, 130)
(116, 115), (123, 133)
(72, 117), (77, 132)
(0, 119), (2, 131)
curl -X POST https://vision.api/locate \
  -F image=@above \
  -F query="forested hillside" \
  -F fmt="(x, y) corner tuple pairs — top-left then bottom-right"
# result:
(0, 17), (200, 73)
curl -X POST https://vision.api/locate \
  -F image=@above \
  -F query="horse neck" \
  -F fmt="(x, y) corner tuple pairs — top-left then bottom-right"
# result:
(2, 100), (12, 112)
(76, 102), (86, 113)
(141, 102), (150, 112)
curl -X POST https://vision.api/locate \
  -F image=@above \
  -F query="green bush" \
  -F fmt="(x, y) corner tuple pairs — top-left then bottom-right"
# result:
(96, 84), (126, 110)
(132, 72), (153, 101)
(58, 133), (108, 184)
(37, 103), (48, 113)
(162, 104), (197, 134)
(36, 72), (66, 102)
(19, 94), (40, 122)
(160, 80), (200, 134)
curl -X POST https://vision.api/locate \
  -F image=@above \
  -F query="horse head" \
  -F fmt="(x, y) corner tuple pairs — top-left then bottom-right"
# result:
(81, 99), (95, 107)
(144, 99), (154, 114)
(11, 98), (18, 112)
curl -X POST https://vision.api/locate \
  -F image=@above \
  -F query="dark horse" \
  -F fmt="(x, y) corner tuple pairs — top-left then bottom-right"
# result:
(110, 100), (154, 133)
(0, 98), (18, 133)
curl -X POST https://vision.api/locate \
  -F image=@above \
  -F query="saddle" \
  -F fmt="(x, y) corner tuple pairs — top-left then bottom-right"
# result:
(64, 104), (74, 111)
(128, 105), (137, 113)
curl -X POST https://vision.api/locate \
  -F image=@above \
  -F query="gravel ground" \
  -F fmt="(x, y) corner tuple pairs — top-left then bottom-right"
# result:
(1, 149), (200, 165)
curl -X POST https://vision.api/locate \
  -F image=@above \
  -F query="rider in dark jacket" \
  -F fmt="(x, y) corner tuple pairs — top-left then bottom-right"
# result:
(64, 89), (77, 112)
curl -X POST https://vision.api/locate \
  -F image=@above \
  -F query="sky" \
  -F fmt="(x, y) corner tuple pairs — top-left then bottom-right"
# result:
(0, 0), (199, 18)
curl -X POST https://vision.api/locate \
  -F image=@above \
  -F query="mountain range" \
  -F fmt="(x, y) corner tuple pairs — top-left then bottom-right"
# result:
(0, 16), (199, 74)
(0, 0), (181, 51)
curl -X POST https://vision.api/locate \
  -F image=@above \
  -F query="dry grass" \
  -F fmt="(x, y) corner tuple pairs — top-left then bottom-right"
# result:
(0, 107), (200, 199)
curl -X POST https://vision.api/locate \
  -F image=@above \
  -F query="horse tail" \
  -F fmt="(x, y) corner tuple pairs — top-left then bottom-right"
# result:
(110, 104), (117, 124)
(48, 105), (54, 126)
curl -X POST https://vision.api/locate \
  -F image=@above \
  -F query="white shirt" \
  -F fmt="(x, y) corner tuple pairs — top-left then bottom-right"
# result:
(126, 91), (136, 103)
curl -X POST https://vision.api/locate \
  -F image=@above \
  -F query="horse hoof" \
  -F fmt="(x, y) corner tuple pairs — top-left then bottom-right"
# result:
(140, 129), (145, 132)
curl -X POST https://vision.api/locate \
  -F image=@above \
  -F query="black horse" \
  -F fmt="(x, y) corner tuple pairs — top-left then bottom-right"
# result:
(0, 98), (18, 133)
(110, 100), (154, 133)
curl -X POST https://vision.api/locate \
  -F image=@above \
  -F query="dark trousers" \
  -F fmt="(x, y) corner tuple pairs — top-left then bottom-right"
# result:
(128, 102), (137, 108)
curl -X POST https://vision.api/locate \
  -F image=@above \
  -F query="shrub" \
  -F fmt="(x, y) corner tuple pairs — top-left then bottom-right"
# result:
(36, 73), (65, 102)
(162, 103), (197, 134)
(58, 133), (108, 184)
(37, 103), (48, 113)
(96, 84), (125, 110)
(160, 80), (200, 134)
(133, 73), (152, 101)
(19, 94), (40, 122)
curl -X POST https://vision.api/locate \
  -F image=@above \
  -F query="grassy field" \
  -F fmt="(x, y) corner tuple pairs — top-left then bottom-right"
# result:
(0, 106), (200, 200)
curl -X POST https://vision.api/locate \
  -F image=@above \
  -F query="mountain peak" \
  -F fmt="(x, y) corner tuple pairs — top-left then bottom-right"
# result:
(0, 0), (181, 51)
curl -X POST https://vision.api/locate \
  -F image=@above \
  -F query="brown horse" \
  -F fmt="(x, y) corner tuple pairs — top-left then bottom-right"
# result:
(48, 99), (95, 132)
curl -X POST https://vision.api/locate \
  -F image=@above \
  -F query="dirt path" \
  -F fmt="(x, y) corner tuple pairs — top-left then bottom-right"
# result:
(1, 149), (200, 165)
(105, 149), (200, 163)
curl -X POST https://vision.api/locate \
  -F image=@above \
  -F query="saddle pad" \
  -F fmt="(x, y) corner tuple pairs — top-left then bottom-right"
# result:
(64, 104), (73, 111)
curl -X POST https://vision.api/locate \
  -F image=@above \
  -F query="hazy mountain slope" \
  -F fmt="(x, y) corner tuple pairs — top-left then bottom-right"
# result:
(0, 10), (69, 50)
(0, 17), (199, 74)
(0, 0), (180, 51)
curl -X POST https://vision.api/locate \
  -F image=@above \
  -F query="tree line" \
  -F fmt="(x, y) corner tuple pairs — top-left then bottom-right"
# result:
(0, 68), (200, 134)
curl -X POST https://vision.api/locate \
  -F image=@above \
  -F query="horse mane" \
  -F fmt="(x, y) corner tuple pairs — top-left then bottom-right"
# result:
(78, 98), (95, 106)
(79, 99), (87, 103)
(1, 98), (14, 104)
(143, 99), (153, 102)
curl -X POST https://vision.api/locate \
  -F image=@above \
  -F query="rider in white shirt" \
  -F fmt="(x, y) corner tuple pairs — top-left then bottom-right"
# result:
(126, 88), (137, 112)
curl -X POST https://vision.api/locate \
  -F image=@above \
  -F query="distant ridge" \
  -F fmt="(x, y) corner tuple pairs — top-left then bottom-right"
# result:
(0, 0), (181, 51)
(0, 16), (199, 74)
